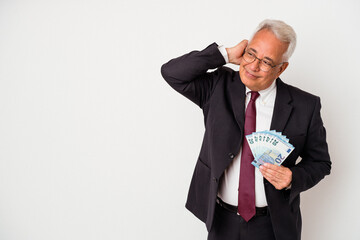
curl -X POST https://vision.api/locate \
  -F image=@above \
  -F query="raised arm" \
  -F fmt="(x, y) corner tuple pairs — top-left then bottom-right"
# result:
(161, 41), (248, 108)
(161, 43), (225, 108)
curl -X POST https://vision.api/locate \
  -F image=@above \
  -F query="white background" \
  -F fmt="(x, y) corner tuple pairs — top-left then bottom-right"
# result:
(0, 0), (359, 239)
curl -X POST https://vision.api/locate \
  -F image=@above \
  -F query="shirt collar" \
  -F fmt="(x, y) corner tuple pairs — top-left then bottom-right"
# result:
(245, 79), (277, 103)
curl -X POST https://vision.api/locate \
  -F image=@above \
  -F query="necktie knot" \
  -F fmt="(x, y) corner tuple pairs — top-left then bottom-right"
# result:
(250, 91), (260, 102)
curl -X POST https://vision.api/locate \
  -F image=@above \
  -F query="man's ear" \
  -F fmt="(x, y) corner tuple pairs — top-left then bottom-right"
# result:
(276, 62), (289, 78)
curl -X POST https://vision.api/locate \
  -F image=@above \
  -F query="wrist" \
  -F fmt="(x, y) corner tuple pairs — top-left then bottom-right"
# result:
(226, 47), (232, 63)
(217, 45), (229, 63)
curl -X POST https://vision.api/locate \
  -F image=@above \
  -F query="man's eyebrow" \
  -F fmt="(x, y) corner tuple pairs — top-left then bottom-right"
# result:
(248, 48), (275, 63)
(264, 56), (275, 63)
(248, 48), (257, 53)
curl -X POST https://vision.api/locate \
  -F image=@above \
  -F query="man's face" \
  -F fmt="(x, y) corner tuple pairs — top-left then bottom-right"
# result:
(239, 29), (289, 91)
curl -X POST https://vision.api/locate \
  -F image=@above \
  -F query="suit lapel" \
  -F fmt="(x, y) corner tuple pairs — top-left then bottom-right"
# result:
(270, 78), (293, 132)
(229, 72), (246, 131)
(228, 75), (292, 133)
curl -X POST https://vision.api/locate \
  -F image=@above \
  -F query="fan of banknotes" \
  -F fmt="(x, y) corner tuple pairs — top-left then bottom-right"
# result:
(246, 130), (295, 168)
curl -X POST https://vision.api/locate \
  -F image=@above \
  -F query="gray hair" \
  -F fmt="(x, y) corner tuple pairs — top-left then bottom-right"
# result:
(251, 19), (297, 62)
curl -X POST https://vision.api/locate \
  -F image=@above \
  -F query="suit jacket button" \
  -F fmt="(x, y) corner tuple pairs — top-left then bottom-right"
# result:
(213, 177), (218, 183)
(229, 153), (235, 159)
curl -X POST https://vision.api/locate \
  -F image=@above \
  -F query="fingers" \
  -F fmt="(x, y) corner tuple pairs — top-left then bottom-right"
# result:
(227, 39), (248, 65)
(236, 39), (248, 57)
(236, 40), (248, 65)
(238, 39), (248, 50)
(260, 163), (292, 190)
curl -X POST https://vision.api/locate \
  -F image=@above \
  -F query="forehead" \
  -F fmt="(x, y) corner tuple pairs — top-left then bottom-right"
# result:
(247, 29), (288, 61)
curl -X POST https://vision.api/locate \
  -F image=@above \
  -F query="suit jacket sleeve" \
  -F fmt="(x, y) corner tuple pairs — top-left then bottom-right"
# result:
(161, 43), (226, 108)
(289, 96), (331, 202)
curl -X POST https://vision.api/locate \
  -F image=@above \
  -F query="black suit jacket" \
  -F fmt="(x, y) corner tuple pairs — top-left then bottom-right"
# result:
(161, 43), (331, 240)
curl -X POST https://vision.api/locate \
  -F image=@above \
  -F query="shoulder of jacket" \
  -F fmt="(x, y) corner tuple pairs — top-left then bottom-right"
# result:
(215, 66), (238, 81)
(280, 80), (320, 102)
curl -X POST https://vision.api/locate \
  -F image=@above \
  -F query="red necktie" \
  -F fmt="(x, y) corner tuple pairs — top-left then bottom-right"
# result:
(238, 91), (259, 222)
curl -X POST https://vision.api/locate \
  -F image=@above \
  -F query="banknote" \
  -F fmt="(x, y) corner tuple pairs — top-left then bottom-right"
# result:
(246, 130), (294, 168)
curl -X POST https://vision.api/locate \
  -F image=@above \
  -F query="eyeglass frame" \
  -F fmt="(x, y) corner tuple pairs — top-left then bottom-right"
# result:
(242, 49), (286, 72)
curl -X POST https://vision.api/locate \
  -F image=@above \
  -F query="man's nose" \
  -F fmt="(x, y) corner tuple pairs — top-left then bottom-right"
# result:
(248, 59), (261, 71)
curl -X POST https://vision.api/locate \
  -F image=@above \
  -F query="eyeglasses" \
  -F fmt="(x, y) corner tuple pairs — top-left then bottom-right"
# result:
(243, 50), (285, 72)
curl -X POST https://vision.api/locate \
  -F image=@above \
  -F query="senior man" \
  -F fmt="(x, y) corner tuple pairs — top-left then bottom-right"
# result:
(161, 19), (331, 240)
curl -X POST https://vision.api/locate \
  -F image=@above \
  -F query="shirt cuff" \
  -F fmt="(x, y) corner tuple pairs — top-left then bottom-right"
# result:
(217, 45), (229, 63)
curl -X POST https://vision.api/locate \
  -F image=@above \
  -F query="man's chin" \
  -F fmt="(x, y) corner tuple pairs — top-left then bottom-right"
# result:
(240, 78), (259, 91)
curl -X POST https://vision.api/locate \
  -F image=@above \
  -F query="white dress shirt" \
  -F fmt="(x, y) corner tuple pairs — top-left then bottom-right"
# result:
(217, 45), (277, 207)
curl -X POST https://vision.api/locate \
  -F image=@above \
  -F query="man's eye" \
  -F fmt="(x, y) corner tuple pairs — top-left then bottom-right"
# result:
(263, 60), (272, 67)
(247, 52), (254, 57)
